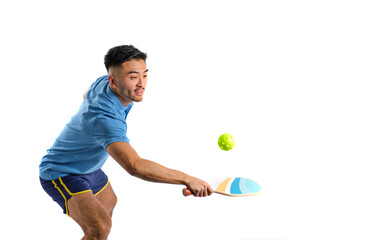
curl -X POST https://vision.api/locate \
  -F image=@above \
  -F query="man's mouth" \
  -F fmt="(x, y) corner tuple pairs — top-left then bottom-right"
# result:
(135, 89), (144, 96)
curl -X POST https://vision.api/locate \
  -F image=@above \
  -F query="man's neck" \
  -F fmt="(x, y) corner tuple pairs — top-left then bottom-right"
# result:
(109, 86), (133, 107)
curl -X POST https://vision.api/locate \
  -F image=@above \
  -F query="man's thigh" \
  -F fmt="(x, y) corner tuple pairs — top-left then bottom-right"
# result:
(68, 191), (111, 232)
(40, 169), (116, 219)
(95, 182), (117, 217)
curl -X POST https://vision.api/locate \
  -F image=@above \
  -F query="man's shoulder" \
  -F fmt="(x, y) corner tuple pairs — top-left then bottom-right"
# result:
(85, 75), (113, 108)
(89, 75), (109, 95)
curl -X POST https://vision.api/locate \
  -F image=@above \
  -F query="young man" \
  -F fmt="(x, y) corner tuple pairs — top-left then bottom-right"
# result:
(39, 45), (212, 240)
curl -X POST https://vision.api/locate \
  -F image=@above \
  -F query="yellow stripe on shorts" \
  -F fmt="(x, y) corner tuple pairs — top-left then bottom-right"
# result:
(52, 180), (69, 216)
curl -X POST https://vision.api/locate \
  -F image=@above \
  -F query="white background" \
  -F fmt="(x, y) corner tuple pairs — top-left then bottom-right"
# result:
(1, 1), (375, 239)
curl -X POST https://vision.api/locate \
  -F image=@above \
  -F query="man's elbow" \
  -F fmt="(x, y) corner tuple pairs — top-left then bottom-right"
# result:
(124, 158), (142, 177)
(126, 166), (138, 176)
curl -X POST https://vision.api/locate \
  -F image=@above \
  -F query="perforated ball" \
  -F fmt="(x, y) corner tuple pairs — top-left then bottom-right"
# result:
(218, 133), (235, 151)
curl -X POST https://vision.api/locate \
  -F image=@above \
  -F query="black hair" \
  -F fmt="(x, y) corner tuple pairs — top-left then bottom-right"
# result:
(104, 45), (147, 71)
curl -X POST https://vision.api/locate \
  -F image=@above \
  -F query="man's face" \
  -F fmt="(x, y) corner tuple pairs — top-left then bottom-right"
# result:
(109, 59), (148, 106)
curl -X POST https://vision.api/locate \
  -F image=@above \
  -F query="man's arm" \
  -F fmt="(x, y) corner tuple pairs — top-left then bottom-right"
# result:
(83, 87), (89, 100)
(106, 141), (212, 197)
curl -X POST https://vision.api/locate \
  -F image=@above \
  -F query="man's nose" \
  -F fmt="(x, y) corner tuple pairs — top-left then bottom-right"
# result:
(137, 75), (146, 87)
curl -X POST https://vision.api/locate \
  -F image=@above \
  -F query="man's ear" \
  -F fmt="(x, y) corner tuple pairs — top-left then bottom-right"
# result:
(108, 74), (117, 88)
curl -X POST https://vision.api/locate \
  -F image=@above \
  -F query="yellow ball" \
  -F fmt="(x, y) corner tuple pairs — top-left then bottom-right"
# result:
(218, 133), (235, 151)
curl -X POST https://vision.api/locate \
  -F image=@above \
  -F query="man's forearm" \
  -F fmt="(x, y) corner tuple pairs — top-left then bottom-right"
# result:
(106, 141), (212, 196)
(131, 158), (190, 185)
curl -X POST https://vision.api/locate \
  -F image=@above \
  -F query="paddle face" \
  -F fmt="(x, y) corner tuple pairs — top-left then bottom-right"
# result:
(211, 177), (261, 196)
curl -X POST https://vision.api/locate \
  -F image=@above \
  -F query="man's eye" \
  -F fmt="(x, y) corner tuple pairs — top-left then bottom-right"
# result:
(131, 76), (138, 79)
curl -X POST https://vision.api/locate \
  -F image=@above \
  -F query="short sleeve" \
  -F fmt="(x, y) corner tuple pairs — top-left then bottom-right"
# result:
(92, 115), (130, 149)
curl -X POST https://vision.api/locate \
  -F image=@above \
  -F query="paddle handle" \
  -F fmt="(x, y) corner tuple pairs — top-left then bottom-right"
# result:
(182, 188), (192, 196)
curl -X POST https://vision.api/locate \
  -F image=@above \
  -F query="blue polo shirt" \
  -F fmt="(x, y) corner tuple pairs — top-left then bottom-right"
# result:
(39, 75), (134, 180)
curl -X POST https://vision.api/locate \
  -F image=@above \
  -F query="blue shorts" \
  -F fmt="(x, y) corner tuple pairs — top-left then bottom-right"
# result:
(40, 169), (109, 216)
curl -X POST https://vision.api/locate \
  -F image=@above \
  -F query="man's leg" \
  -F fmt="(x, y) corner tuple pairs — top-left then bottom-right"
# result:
(95, 182), (117, 217)
(68, 191), (112, 240)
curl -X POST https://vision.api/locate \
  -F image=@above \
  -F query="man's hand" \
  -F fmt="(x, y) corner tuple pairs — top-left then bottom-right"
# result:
(185, 177), (213, 197)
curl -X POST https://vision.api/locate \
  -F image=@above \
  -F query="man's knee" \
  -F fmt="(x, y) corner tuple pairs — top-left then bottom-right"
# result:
(108, 195), (117, 217)
(112, 195), (118, 209)
(86, 216), (112, 239)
